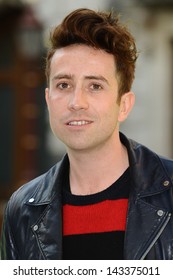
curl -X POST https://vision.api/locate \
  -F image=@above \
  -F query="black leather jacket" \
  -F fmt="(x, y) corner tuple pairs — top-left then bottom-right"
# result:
(1, 133), (173, 259)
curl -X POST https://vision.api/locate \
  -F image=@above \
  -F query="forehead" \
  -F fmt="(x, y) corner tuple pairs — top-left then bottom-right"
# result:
(49, 44), (116, 77)
(52, 44), (113, 59)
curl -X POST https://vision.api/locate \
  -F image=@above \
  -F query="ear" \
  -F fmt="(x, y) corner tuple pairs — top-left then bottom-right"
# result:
(118, 92), (135, 122)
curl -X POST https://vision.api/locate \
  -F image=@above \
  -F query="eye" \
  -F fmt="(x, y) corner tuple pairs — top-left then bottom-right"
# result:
(90, 83), (103, 91)
(57, 82), (71, 90)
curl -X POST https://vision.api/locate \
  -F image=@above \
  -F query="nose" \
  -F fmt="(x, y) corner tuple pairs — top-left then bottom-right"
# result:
(68, 88), (89, 111)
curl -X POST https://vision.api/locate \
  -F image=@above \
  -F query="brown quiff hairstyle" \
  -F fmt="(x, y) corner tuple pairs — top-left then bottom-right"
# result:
(46, 8), (138, 100)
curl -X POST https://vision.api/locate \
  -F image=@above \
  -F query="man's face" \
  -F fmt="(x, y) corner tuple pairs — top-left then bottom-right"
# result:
(46, 44), (131, 153)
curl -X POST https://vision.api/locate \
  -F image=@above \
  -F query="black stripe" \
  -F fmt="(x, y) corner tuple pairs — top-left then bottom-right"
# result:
(63, 167), (131, 206)
(63, 231), (125, 260)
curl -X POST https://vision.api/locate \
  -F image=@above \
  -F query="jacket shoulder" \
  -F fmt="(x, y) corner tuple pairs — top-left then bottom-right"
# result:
(6, 158), (66, 213)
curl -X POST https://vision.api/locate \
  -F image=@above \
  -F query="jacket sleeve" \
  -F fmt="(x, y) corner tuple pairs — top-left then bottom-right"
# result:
(0, 201), (19, 260)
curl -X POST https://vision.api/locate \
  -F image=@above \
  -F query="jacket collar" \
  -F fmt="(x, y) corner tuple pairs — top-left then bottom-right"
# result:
(25, 155), (69, 206)
(120, 132), (172, 197)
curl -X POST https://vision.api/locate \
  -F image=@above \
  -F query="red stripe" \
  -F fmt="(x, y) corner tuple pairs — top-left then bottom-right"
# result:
(63, 199), (128, 235)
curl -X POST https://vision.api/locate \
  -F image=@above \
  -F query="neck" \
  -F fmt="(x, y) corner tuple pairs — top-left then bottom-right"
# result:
(67, 134), (129, 195)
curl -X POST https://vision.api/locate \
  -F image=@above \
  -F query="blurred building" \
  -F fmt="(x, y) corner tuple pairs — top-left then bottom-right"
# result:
(114, 0), (173, 159)
(0, 1), (47, 230)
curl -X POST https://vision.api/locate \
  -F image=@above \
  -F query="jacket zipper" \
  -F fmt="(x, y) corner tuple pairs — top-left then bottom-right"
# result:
(140, 212), (172, 260)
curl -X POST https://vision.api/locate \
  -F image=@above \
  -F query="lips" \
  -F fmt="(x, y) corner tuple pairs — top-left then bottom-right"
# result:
(67, 120), (92, 126)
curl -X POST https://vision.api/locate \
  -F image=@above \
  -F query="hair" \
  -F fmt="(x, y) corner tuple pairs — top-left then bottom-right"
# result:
(45, 8), (138, 99)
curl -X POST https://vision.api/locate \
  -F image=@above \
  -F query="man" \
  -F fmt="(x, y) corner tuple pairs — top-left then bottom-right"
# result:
(1, 8), (173, 260)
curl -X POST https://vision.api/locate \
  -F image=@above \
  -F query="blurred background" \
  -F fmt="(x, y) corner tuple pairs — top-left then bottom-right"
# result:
(0, 0), (173, 232)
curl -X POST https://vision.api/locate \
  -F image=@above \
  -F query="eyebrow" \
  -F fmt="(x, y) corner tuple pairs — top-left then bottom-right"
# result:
(52, 74), (109, 85)
(85, 75), (109, 85)
(52, 74), (73, 81)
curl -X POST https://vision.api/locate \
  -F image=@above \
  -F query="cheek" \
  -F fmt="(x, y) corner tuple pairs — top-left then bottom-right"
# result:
(103, 100), (120, 118)
(47, 102), (60, 126)
(98, 102), (120, 129)
(48, 110), (62, 139)
(47, 98), (63, 114)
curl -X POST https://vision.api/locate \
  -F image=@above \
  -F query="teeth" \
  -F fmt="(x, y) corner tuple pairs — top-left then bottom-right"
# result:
(68, 121), (90, 126)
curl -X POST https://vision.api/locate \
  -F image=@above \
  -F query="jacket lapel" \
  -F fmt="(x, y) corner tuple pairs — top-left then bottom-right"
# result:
(25, 155), (69, 259)
(31, 199), (63, 259)
(124, 194), (171, 259)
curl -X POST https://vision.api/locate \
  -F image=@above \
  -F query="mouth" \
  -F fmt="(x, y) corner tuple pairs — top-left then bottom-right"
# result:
(67, 120), (93, 126)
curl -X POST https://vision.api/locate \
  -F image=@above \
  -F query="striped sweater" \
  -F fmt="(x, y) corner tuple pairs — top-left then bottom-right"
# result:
(62, 168), (131, 260)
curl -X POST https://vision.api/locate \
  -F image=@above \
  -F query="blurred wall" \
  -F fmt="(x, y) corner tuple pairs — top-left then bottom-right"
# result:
(119, 2), (173, 158)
